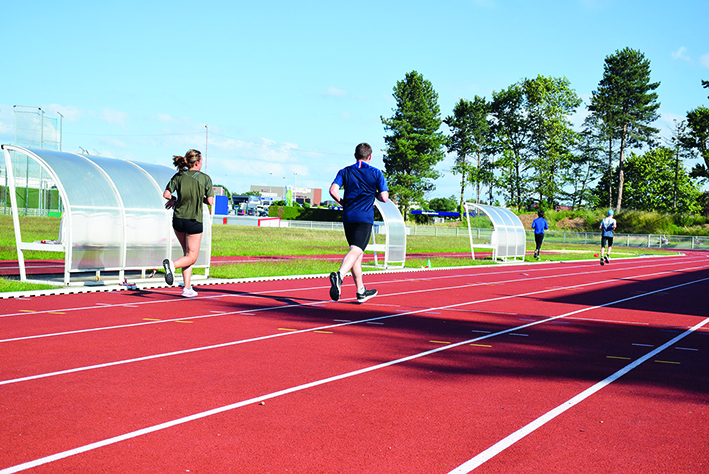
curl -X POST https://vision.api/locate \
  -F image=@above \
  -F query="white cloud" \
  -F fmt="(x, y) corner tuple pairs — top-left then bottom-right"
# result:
(320, 87), (347, 97)
(157, 113), (174, 123)
(671, 46), (691, 61)
(45, 104), (82, 122)
(700, 53), (709, 69)
(98, 108), (128, 127)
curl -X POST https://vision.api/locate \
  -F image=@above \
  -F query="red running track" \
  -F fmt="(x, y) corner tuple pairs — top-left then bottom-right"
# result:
(1, 254), (708, 473)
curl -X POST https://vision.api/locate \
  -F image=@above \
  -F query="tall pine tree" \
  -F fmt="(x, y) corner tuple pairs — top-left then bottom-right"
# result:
(381, 71), (446, 219)
(588, 47), (660, 212)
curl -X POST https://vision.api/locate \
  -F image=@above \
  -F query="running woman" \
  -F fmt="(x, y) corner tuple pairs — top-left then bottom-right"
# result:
(162, 149), (215, 297)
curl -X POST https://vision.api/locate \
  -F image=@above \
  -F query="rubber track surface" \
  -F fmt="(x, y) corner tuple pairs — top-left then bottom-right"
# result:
(1, 253), (707, 473)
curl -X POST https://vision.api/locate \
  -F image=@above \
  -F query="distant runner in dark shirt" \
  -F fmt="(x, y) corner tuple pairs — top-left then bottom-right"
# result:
(531, 210), (548, 260)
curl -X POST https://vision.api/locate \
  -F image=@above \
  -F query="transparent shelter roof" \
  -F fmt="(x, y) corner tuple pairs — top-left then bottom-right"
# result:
(3, 145), (211, 285)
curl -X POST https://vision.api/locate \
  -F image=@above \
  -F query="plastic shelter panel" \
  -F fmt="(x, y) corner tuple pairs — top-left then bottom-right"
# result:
(84, 155), (170, 268)
(466, 203), (526, 261)
(28, 149), (125, 270)
(374, 199), (406, 264)
(70, 208), (123, 269)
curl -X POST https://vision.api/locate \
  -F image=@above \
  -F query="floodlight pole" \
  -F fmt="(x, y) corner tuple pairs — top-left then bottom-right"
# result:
(204, 125), (208, 172)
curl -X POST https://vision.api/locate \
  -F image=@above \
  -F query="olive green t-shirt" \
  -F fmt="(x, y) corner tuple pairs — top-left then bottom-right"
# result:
(166, 170), (214, 223)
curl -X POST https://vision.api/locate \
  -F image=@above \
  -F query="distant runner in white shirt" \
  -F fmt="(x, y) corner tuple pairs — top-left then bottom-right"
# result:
(599, 209), (617, 266)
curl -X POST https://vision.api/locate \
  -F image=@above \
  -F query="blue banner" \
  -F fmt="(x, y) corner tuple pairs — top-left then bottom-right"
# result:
(411, 210), (478, 217)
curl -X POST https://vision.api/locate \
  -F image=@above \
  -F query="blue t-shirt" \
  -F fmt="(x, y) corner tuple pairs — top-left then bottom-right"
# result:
(532, 217), (548, 235)
(600, 217), (616, 237)
(332, 161), (388, 224)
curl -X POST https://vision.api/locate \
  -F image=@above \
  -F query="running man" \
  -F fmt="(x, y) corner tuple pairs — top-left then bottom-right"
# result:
(328, 142), (389, 303)
(531, 209), (548, 260)
(599, 209), (617, 266)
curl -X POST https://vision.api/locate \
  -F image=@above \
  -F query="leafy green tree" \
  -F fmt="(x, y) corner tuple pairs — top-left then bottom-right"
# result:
(428, 195), (458, 212)
(567, 118), (605, 209)
(444, 96), (491, 214)
(588, 47), (661, 213)
(584, 95), (619, 208)
(620, 147), (701, 213)
(524, 75), (581, 209)
(489, 83), (531, 209)
(681, 81), (709, 181)
(665, 119), (695, 209)
(381, 71), (446, 219)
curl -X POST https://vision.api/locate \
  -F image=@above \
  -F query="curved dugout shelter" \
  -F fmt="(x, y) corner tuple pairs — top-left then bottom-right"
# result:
(464, 202), (526, 262)
(2, 145), (211, 286)
(364, 199), (407, 269)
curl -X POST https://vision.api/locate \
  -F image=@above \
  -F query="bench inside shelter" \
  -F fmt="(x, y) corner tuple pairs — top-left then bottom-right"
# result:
(364, 199), (407, 269)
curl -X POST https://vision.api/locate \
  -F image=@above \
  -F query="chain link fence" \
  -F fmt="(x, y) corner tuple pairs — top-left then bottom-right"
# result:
(281, 221), (704, 250)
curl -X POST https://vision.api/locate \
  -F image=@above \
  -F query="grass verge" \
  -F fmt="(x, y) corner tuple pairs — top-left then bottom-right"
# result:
(1, 216), (677, 292)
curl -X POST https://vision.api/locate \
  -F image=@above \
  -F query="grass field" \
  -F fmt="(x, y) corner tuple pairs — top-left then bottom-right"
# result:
(1, 215), (674, 292)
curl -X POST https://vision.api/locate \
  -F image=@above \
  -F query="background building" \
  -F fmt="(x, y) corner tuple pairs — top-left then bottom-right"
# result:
(250, 185), (322, 206)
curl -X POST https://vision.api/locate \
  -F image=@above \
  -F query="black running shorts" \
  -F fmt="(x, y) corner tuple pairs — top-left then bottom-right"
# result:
(601, 236), (614, 247)
(173, 217), (203, 235)
(344, 222), (373, 251)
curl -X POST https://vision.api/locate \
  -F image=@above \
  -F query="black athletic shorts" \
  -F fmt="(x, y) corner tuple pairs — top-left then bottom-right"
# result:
(601, 236), (614, 247)
(173, 217), (203, 235)
(344, 222), (373, 251)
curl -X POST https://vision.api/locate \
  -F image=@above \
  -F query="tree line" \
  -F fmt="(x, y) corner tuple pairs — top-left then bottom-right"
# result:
(380, 47), (709, 219)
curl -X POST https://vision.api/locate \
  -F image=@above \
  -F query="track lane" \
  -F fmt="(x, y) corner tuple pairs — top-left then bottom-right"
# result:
(1, 255), (708, 473)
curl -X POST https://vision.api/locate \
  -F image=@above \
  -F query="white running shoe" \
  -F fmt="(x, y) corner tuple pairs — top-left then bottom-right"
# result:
(181, 287), (198, 298)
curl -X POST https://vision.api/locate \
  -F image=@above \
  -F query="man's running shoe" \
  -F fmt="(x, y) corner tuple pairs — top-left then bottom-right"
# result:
(357, 288), (378, 304)
(329, 272), (342, 301)
(162, 259), (175, 285)
(604, 255), (610, 264)
(181, 287), (198, 298)
(533, 249), (539, 259)
(600, 257), (605, 266)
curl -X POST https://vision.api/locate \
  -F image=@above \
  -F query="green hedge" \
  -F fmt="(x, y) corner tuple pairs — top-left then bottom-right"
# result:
(269, 206), (343, 221)
(0, 186), (61, 209)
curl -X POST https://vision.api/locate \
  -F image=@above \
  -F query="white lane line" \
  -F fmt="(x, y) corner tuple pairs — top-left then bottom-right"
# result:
(2, 276), (708, 474)
(3, 262), (707, 344)
(446, 316), (709, 474)
(1, 258), (704, 320)
(0, 271), (672, 385)
(3, 264), (709, 387)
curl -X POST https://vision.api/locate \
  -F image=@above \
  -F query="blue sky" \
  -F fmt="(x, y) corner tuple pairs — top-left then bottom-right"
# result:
(1, 0), (708, 201)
